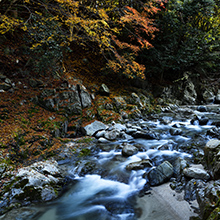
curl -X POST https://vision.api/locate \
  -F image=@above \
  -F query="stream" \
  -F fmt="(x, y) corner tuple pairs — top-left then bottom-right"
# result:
(4, 105), (220, 220)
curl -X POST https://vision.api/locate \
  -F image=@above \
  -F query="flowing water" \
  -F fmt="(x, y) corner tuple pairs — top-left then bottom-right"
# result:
(11, 106), (220, 220)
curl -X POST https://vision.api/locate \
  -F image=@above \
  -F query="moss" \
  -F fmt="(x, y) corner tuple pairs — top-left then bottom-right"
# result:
(75, 137), (95, 144)
(79, 148), (91, 157)
(207, 207), (220, 220)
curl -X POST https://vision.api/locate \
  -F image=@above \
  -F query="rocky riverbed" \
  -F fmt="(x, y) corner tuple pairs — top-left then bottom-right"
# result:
(1, 104), (220, 219)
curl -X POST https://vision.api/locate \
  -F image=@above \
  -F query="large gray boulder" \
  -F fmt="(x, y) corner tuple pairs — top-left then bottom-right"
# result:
(84, 120), (108, 136)
(183, 164), (210, 180)
(121, 143), (138, 157)
(148, 161), (174, 186)
(1, 160), (64, 209)
(79, 85), (92, 108)
(104, 129), (120, 141)
(183, 80), (197, 104)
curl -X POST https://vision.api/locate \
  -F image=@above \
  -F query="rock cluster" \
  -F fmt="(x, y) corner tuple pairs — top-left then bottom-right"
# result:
(0, 160), (65, 213)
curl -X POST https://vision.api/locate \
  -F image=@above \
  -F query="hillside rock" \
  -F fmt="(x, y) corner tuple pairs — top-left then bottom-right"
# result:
(84, 120), (108, 136)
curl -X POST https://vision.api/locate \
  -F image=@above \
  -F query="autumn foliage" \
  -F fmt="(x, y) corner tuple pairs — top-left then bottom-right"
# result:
(0, 0), (165, 79)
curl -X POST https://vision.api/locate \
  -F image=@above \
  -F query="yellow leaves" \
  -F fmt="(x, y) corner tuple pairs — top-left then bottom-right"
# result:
(0, 15), (23, 34)
(30, 43), (42, 50)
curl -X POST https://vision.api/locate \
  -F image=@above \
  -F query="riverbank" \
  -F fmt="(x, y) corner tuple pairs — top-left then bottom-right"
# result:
(136, 183), (198, 220)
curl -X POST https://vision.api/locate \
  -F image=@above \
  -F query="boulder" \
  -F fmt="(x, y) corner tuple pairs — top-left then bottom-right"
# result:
(131, 93), (143, 107)
(98, 137), (110, 143)
(196, 181), (220, 219)
(183, 80), (197, 104)
(126, 159), (152, 171)
(183, 164), (210, 180)
(169, 128), (182, 136)
(0, 160), (64, 207)
(132, 131), (158, 139)
(204, 139), (220, 179)
(112, 96), (127, 110)
(83, 120), (108, 136)
(197, 106), (207, 112)
(184, 179), (206, 201)
(148, 161), (174, 186)
(104, 129), (120, 141)
(121, 143), (138, 157)
(99, 83), (110, 96)
(202, 89), (215, 104)
(173, 157), (188, 180)
(79, 85), (92, 108)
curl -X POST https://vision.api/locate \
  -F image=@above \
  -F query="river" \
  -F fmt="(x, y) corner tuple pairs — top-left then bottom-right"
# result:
(3, 105), (220, 220)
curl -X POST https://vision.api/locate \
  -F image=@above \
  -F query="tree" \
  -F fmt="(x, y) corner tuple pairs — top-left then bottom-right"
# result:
(139, 0), (220, 81)
(0, 0), (165, 79)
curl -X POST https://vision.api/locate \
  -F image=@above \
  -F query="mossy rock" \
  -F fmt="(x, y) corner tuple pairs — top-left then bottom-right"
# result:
(207, 206), (220, 220)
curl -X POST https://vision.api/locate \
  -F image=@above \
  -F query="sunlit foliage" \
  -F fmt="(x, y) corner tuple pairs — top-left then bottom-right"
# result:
(0, 0), (165, 79)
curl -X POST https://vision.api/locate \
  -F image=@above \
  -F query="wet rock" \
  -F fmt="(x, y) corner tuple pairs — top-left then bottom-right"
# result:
(104, 129), (120, 141)
(198, 116), (209, 125)
(184, 179), (206, 201)
(95, 130), (106, 138)
(158, 141), (175, 151)
(113, 123), (126, 132)
(98, 137), (111, 143)
(75, 161), (97, 176)
(132, 131), (158, 139)
(183, 164), (210, 180)
(122, 143), (138, 157)
(173, 157), (188, 180)
(160, 117), (172, 125)
(84, 120), (108, 136)
(125, 128), (138, 135)
(197, 106), (207, 112)
(126, 160), (152, 171)
(206, 127), (220, 139)
(169, 128), (182, 136)
(148, 161), (174, 186)
(177, 107), (195, 118)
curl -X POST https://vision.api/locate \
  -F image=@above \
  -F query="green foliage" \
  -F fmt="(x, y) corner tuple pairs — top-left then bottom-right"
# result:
(139, 0), (220, 81)
(79, 148), (91, 157)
